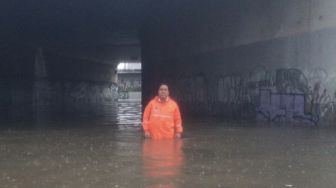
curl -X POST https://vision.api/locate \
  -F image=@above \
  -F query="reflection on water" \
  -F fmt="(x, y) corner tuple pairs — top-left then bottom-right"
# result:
(142, 139), (184, 188)
(1, 99), (142, 129)
(96, 99), (142, 129)
(116, 99), (142, 128)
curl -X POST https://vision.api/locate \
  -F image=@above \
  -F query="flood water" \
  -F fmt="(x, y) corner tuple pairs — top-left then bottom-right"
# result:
(1, 100), (336, 188)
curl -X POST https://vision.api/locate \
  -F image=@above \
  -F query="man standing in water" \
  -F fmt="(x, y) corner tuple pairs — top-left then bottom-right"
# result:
(142, 83), (183, 139)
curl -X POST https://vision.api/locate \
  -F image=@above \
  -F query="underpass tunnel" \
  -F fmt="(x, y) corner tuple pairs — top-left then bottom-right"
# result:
(0, 0), (143, 125)
(1, 0), (336, 125)
(0, 39), (141, 125)
(2, 0), (336, 125)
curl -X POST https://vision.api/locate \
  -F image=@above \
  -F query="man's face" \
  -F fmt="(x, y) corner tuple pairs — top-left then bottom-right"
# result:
(158, 85), (169, 100)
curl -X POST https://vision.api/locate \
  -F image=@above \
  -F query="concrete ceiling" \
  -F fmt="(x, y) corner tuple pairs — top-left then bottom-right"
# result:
(0, 0), (240, 64)
(0, 0), (146, 65)
(0, 0), (144, 46)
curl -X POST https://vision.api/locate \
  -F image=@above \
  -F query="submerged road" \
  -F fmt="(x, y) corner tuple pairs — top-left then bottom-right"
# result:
(1, 100), (336, 188)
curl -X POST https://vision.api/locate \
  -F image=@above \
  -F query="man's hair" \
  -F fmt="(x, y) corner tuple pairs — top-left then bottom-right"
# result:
(159, 83), (169, 88)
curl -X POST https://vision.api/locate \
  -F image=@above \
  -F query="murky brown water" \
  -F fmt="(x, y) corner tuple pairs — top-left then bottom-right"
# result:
(1, 100), (336, 188)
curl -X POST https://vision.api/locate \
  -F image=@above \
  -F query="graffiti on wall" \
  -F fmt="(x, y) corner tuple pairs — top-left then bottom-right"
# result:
(274, 68), (309, 93)
(256, 89), (318, 125)
(176, 72), (259, 118)
(175, 67), (336, 123)
(33, 80), (118, 106)
(32, 47), (119, 106)
(175, 73), (208, 115)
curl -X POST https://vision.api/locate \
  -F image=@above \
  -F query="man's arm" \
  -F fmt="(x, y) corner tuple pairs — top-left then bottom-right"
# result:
(142, 101), (152, 138)
(174, 104), (183, 138)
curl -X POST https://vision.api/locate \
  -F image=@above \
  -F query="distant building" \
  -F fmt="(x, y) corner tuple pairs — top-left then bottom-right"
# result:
(117, 62), (141, 99)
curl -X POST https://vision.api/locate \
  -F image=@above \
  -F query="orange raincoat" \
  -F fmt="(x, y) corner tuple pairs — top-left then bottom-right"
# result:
(143, 96), (183, 139)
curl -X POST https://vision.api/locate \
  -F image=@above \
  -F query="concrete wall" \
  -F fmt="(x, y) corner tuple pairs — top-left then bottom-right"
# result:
(141, 0), (336, 124)
(0, 45), (118, 122)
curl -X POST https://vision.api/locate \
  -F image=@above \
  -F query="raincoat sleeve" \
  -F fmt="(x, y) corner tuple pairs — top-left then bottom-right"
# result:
(142, 101), (152, 133)
(174, 104), (183, 133)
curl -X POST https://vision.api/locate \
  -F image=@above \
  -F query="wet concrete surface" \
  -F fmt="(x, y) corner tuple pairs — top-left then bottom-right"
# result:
(1, 100), (336, 187)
